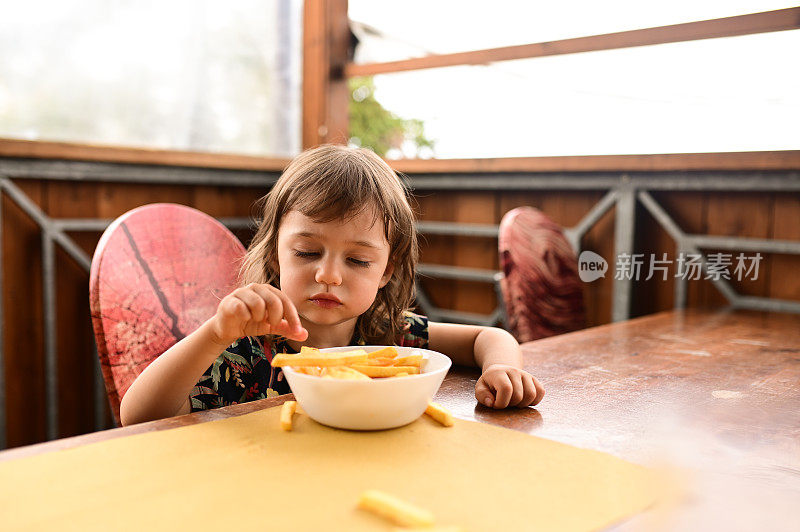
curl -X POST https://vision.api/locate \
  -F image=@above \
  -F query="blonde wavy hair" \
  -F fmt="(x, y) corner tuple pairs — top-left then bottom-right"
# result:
(239, 145), (419, 345)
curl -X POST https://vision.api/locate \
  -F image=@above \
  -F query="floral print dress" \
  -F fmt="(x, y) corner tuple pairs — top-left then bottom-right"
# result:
(190, 311), (429, 412)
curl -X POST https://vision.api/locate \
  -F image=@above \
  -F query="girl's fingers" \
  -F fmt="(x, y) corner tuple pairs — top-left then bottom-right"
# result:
(258, 284), (306, 339)
(508, 372), (525, 407)
(268, 319), (307, 340)
(234, 289), (266, 323)
(532, 376), (545, 406)
(286, 324), (309, 341)
(475, 367), (545, 410)
(214, 296), (253, 342)
(253, 319), (288, 338)
(264, 291), (285, 331)
(474, 378), (495, 408)
(275, 290), (305, 336)
(241, 283), (279, 330)
(491, 371), (514, 409)
(520, 373), (538, 407)
(223, 296), (252, 324)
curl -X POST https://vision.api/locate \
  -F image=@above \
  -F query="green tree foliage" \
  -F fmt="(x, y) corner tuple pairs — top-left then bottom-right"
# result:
(348, 77), (434, 158)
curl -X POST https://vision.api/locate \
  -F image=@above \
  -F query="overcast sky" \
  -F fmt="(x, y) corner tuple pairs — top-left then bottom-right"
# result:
(349, 1), (799, 158)
(1, 1), (796, 159)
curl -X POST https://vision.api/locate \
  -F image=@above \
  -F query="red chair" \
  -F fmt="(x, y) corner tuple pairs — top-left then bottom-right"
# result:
(89, 204), (246, 424)
(498, 207), (586, 343)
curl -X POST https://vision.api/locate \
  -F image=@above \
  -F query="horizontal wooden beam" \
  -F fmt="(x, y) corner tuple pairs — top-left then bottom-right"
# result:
(389, 151), (800, 173)
(0, 138), (291, 172)
(347, 8), (800, 77)
(2, 141), (798, 174)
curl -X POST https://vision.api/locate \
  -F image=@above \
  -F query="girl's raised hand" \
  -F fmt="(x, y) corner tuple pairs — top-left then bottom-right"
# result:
(474, 364), (544, 409)
(211, 283), (308, 345)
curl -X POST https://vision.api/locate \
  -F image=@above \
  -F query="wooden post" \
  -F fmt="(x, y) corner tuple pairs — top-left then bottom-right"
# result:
(303, 0), (350, 149)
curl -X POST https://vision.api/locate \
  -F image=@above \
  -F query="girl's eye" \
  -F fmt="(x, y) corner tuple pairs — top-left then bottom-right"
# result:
(348, 258), (370, 268)
(293, 250), (319, 258)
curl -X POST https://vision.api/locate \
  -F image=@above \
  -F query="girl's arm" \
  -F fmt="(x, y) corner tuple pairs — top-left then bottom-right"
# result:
(428, 321), (544, 409)
(119, 320), (233, 426)
(119, 283), (307, 426)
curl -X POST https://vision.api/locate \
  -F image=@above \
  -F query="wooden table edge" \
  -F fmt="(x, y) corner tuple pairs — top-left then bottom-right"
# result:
(0, 394), (296, 463)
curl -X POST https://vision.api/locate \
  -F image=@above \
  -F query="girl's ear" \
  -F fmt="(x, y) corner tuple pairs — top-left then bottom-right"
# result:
(379, 262), (395, 288)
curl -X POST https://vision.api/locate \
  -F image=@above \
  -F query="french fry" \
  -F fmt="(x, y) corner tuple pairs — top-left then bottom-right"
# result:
(351, 365), (420, 378)
(280, 400), (297, 431)
(424, 402), (454, 427)
(300, 346), (320, 354)
(394, 354), (423, 367)
(366, 346), (399, 359)
(357, 490), (435, 527)
(362, 357), (397, 366)
(272, 349), (369, 367)
(293, 366), (322, 376)
(393, 527), (464, 532)
(395, 372), (409, 377)
(320, 366), (371, 380)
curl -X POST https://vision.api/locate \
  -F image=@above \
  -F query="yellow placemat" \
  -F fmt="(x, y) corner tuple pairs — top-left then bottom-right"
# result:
(0, 406), (658, 531)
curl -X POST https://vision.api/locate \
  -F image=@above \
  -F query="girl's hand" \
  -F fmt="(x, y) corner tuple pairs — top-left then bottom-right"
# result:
(210, 283), (308, 346)
(475, 364), (544, 409)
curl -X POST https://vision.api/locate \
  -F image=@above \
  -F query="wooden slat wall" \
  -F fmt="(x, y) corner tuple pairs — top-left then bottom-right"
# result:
(772, 194), (800, 301)
(3, 182), (46, 446)
(415, 188), (800, 330)
(2, 174), (799, 449)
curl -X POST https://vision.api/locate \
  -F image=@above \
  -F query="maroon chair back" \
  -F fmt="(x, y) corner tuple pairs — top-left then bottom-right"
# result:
(89, 204), (246, 424)
(498, 206), (586, 343)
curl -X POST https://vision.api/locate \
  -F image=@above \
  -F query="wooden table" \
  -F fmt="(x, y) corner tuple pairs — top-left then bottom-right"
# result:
(2, 309), (799, 530)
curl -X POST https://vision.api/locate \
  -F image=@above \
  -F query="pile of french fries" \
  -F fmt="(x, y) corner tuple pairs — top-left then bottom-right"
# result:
(276, 345), (455, 431)
(271, 346), (425, 379)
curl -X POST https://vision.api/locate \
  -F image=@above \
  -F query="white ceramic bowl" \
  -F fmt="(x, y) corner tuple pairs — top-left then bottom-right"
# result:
(282, 345), (452, 430)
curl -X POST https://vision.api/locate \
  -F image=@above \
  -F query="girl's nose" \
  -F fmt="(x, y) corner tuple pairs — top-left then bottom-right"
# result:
(315, 258), (342, 286)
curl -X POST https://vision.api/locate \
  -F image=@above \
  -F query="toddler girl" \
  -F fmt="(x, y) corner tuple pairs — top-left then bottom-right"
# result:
(120, 145), (544, 425)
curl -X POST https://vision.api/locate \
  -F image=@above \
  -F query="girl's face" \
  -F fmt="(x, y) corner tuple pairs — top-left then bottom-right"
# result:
(276, 209), (394, 330)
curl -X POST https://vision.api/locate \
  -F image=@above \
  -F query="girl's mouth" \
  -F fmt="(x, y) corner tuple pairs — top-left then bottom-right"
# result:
(311, 298), (342, 309)
(309, 293), (342, 309)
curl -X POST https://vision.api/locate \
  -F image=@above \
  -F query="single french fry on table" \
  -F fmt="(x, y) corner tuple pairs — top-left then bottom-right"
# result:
(272, 349), (368, 367)
(394, 526), (464, 532)
(351, 365), (420, 378)
(280, 400), (297, 431)
(425, 402), (454, 427)
(357, 490), (435, 528)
